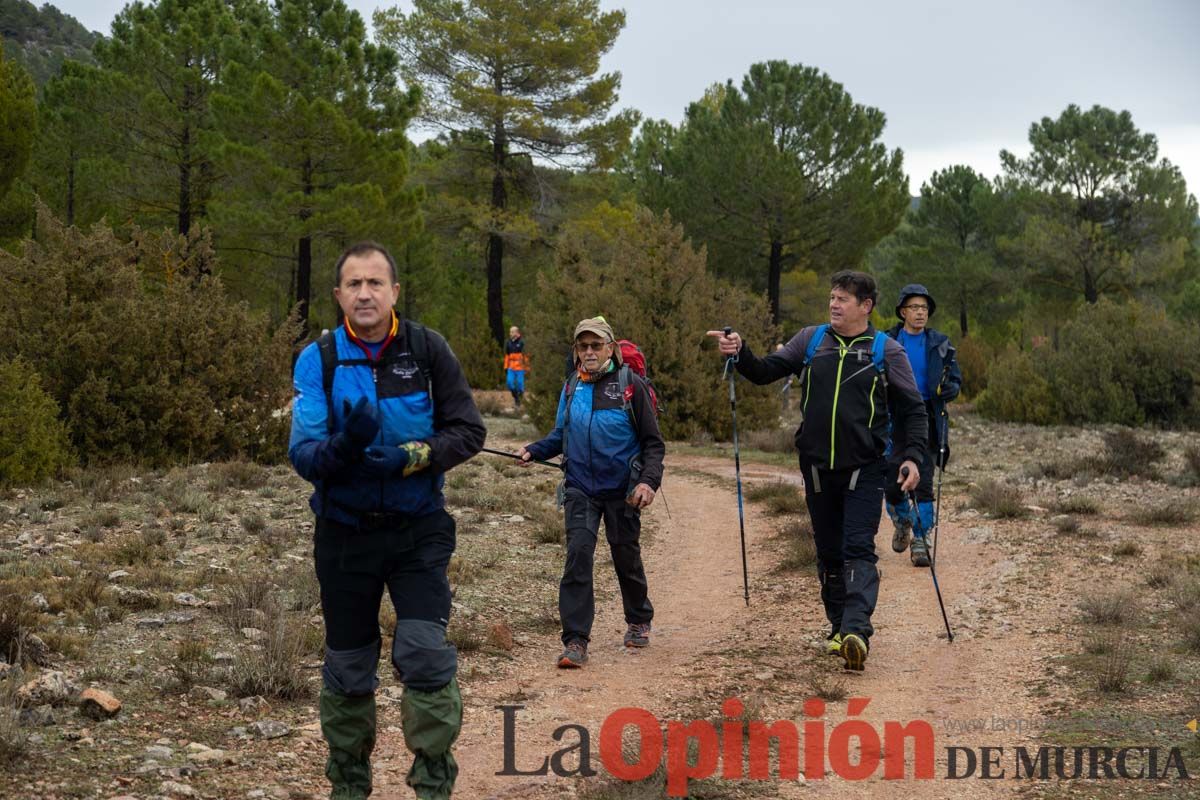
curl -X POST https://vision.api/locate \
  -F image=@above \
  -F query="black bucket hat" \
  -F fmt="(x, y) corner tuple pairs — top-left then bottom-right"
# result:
(896, 283), (936, 319)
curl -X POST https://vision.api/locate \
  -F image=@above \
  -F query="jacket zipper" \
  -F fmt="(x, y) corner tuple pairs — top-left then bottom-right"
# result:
(829, 335), (874, 470)
(373, 366), (384, 509)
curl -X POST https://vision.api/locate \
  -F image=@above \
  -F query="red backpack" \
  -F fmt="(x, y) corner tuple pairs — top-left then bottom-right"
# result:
(617, 339), (661, 416)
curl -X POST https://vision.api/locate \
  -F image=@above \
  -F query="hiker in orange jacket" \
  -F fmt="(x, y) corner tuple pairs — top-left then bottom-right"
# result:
(503, 325), (528, 408)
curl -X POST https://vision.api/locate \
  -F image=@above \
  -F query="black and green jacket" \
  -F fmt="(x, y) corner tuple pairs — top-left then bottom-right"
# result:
(734, 325), (927, 471)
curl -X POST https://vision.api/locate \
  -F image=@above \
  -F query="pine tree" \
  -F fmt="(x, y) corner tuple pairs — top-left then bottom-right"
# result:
(31, 61), (118, 228)
(0, 42), (36, 239)
(212, 0), (420, 335)
(376, 0), (638, 345)
(92, 0), (260, 235)
(1001, 104), (1198, 304)
(628, 61), (908, 325)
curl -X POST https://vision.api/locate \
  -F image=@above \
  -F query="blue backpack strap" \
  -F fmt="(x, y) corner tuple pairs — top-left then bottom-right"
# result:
(803, 323), (830, 366)
(871, 331), (889, 380)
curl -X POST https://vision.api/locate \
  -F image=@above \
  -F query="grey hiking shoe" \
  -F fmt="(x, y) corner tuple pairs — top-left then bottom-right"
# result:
(624, 622), (651, 648)
(910, 535), (931, 567)
(557, 640), (588, 668)
(891, 519), (912, 553)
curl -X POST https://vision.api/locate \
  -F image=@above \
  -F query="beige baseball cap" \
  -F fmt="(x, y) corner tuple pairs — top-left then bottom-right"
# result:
(572, 316), (621, 364)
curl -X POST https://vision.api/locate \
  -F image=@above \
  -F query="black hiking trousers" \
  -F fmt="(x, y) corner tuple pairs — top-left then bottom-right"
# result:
(559, 487), (654, 646)
(799, 459), (885, 644)
(314, 509), (456, 651)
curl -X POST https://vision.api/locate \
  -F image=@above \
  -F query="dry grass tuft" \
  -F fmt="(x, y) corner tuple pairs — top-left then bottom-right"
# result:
(968, 480), (1026, 518)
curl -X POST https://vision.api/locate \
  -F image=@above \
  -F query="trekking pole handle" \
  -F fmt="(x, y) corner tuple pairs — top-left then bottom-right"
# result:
(722, 326), (738, 391)
(723, 326), (739, 360)
(902, 462), (916, 501)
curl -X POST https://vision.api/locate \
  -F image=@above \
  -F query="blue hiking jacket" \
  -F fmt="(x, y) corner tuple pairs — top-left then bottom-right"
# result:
(527, 368), (665, 499)
(886, 324), (962, 449)
(289, 323), (485, 524)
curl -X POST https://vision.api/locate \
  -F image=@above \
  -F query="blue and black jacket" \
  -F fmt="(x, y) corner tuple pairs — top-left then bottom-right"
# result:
(885, 324), (961, 451)
(526, 367), (665, 499)
(289, 321), (486, 525)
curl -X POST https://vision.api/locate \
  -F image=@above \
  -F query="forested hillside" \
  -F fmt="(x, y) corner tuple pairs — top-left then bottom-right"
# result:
(0, 0), (1196, 484)
(0, 0), (97, 85)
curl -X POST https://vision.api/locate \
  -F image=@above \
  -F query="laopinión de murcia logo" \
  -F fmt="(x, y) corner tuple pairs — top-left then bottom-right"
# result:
(496, 700), (1194, 796)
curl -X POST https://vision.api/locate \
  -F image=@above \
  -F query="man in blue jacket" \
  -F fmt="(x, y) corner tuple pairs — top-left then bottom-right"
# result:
(517, 317), (665, 669)
(289, 242), (485, 800)
(884, 284), (962, 567)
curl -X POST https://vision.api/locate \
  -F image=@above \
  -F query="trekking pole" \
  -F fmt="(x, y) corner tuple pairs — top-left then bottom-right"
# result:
(722, 326), (751, 607)
(932, 410), (948, 565)
(480, 447), (563, 470)
(903, 465), (953, 642)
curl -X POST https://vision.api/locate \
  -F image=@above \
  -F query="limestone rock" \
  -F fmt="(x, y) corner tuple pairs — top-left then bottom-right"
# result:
(79, 688), (122, 720)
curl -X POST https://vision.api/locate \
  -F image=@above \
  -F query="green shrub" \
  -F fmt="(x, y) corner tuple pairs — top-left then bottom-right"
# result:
(447, 325), (504, 391)
(975, 348), (1058, 424)
(524, 204), (779, 440)
(977, 301), (1200, 427)
(0, 358), (74, 485)
(0, 212), (299, 466)
(1046, 300), (1199, 427)
(954, 336), (990, 399)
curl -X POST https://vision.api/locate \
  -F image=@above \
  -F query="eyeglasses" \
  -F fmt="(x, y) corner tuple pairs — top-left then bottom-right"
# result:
(901, 304), (929, 312)
(575, 340), (610, 351)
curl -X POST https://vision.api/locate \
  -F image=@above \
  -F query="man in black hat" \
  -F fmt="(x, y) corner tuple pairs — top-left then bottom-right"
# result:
(884, 284), (962, 567)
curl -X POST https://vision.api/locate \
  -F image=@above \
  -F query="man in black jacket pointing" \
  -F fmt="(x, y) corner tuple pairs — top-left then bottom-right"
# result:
(708, 271), (927, 672)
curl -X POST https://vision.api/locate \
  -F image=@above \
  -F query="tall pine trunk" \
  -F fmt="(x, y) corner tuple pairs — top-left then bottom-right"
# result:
(177, 120), (191, 235)
(767, 238), (783, 325)
(296, 157), (314, 341)
(65, 149), (76, 227)
(487, 119), (508, 345)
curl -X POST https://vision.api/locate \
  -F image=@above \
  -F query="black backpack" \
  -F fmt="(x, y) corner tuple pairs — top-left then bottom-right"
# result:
(315, 321), (433, 433)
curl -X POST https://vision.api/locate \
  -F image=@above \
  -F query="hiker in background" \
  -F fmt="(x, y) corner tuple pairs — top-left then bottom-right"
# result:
(504, 325), (528, 408)
(707, 271), (927, 672)
(289, 241), (485, 800)
(516, 317), (665, 668)
(884, 284), (962, 567)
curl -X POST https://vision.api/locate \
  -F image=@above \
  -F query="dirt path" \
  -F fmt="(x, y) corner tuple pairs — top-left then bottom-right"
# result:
(373, 451), (1047, 798)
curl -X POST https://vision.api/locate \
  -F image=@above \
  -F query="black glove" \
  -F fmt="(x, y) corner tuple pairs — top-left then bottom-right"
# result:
(342, 397), (380, 450)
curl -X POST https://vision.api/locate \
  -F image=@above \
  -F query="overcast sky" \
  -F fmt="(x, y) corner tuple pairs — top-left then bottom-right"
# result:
(50, 0), (1200, 196)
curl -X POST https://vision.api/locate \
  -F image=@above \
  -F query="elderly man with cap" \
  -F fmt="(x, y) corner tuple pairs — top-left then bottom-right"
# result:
(884, 284), (962, 567)
(516, 317), (665, 668)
